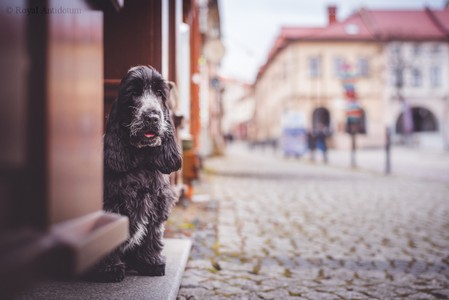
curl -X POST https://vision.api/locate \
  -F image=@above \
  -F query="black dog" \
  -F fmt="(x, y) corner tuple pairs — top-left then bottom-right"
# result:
(88, 66), (182, 282)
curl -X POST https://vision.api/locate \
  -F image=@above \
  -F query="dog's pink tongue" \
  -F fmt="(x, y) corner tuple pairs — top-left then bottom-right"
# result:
(144, 133), (155, 138)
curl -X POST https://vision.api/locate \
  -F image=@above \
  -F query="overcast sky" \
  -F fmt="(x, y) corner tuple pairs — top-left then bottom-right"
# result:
(219, 0), (446, 83)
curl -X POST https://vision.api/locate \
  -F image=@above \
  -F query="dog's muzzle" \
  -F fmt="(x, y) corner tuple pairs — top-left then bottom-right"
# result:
(129, 112), (164, 148)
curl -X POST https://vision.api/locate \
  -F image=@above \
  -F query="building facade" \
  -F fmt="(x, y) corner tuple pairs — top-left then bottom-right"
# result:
(253, 6), (449, 150)
(385, 41), (449, 149)
(221, 77), (255, 140)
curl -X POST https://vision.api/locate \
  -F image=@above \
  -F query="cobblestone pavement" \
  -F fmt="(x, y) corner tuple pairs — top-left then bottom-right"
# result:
(176, 146), (449, 300)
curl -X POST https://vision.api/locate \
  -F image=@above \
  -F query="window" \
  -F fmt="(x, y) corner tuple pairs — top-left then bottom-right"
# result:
(282, 62), (288, 79)
(392, 43), (401, 56)
(333, 57), (344, 77)
(345, 24), (359, 35)
(357, 57), (369, 77)
(412, 43), (421, 56)
(431, 44), (440, 54)
(411, 68), (422, 87)
(308, 56), (321, 78)
(391, 68), (404, 88)
(430, 66), (441, 87)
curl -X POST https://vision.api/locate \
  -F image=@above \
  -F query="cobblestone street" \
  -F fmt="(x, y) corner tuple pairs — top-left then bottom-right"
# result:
(176, 146), (449, 299)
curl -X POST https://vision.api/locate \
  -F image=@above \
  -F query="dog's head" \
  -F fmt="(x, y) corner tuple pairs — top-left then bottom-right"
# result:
(104, 65), (182, 174)
(117, 65), (170, 149)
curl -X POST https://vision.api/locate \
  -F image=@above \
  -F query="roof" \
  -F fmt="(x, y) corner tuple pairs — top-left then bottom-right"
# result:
(314, 12), (373, 40)
(256, 7), (449, 82)
(362, 9), (449, 40)
(428, 9), (449, 35)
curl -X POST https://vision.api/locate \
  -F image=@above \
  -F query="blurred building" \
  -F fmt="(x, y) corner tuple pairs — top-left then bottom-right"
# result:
(253, 5), (449, 150)
(197, 0), (226, 157)
(220, 77), (255, 141)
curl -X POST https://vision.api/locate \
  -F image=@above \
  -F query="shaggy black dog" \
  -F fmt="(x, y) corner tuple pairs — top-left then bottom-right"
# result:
(88, 65), (182, 282)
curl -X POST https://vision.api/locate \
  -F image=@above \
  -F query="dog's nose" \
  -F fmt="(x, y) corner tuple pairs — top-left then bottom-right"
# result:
(147, 114), (160, 124)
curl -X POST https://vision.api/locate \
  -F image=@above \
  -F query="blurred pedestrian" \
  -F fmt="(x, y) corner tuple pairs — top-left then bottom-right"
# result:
(224, 133), (234, 144)
(315, 123), (329, 163)
(307, 130), (316, 161)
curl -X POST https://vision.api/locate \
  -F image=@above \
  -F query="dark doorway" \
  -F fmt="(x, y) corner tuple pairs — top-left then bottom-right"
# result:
(312, 107), (331, 132)
(396, 106), (438, 133)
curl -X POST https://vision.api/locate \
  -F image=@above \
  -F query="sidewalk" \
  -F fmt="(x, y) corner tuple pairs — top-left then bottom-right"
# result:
(231, 142), (449, 183)
(326, 146), (449, 183)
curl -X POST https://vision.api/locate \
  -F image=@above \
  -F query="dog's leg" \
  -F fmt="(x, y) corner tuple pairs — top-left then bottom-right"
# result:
(125, 224), (166, 276)
(84, 248), (125, 282)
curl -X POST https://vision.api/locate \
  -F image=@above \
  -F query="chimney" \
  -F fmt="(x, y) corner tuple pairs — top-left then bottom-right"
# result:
(328, 5), (337, 25)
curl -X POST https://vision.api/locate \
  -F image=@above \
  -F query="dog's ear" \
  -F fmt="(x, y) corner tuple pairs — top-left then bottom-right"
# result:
(152, 119), (182, 174)
(104, 100), (138, 173)
(155, 139), (182, 174)
(153, 79), (182, 174)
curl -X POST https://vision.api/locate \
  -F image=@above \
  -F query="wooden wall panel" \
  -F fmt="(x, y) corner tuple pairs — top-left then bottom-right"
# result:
(169, 0), (177, 83)
(0, 0), (29, 229)
(103, 0), (163, 121)
(46, 3), (104, 225)
(104, 0), (162, 81)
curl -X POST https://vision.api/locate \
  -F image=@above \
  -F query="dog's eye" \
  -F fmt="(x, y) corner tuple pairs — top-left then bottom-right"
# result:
(155, 90), (164, 98)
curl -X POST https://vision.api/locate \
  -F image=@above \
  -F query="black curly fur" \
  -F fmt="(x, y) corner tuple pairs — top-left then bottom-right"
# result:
(86, 66), (182, 283)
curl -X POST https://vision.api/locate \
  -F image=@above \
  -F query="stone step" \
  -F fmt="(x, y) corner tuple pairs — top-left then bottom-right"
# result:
(17, 238), (192, 300)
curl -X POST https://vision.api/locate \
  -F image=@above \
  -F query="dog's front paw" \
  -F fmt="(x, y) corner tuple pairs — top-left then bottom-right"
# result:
(84, 263), (125, 283)
(135, 263), (166, 277)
